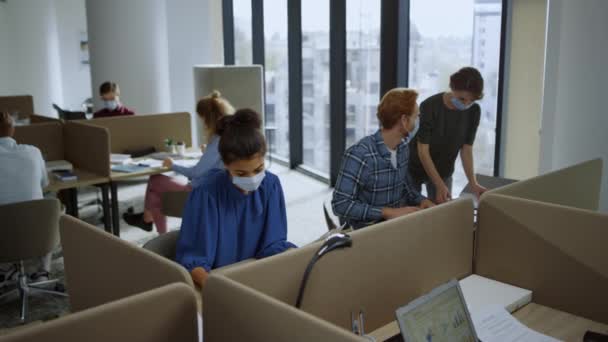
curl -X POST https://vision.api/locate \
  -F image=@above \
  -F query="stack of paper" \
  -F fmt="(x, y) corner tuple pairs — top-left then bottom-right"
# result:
(472, 306), (560, 342)
(46, 160), (74, 172)
(111, 153), (132, 164)
(460, 275), (532, 314)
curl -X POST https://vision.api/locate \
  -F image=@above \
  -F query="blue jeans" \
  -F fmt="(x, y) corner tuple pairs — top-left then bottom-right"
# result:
(414, 177), (453, 202)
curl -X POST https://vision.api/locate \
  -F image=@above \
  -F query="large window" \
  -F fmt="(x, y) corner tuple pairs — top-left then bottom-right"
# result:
(223, 0), (505, 185)
(345, 0), (381, 148)
(263, 0), (289, 160)
(233, 0), (252, 65)
(301, 0), (330, 176)
(409, 0), (502, 194)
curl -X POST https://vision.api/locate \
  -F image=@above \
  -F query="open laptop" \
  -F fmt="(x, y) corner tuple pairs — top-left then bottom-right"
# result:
(393, 280), (479, 342)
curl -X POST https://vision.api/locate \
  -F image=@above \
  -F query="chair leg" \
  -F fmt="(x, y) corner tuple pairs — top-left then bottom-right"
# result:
(29, 278), (59, 287)
(29, 287), (68, 297)
(18, 262), (29, 322)
(0, 288), (18, 301)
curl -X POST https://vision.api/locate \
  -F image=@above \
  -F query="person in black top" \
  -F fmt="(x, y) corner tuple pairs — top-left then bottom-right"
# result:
(409, 67), (487, 204)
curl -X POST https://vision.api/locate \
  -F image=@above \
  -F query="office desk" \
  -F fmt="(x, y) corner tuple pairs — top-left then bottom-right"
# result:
(368, 303), (608, 342)
(109, 153), (200, 236)
(45, 169), (111, 233)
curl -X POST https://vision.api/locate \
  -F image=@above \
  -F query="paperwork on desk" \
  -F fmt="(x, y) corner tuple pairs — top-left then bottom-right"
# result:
(460, 275), (532, 314)
(472, 306), (561, 342)
(110, 153), (132, 164)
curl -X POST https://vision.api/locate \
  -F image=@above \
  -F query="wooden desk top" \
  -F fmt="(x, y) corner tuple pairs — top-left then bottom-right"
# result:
(368, 303), (608, 342)
(45, 169), (109, 192)
(110, 167), (169, 181)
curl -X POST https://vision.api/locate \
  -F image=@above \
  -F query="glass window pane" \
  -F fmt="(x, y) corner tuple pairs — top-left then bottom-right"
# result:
(409, 0), (502, 194)
(302, 0), (330, 176)
(233, 0), (252, 65)
(264, 0), (289, 160)
(346, 0), (381, 148)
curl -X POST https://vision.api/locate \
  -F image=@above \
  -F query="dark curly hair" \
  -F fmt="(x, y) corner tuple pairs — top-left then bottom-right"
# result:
(217, 108), (266, 165)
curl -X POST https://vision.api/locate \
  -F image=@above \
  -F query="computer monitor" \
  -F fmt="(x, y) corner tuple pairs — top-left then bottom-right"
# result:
(395, 280), (479, 342)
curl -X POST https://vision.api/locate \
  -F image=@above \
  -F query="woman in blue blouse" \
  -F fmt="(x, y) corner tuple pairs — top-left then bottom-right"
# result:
(123, 91), (234, 234)
(176, 109), (297, 287)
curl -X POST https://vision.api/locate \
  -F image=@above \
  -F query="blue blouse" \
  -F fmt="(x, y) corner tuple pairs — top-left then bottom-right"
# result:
(175, 169), (297, 272)
(171, 135), (223, 188)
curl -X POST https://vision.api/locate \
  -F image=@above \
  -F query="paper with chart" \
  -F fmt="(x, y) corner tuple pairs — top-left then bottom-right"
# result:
(471, 306), (561, 342)
(398, 286), (477, 342)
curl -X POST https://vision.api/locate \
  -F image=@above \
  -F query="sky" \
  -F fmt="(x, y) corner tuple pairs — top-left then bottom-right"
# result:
(234, 0), (477, 39)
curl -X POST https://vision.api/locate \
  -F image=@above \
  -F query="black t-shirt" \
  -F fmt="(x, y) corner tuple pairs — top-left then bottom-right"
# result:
(409, 92), (481, 183)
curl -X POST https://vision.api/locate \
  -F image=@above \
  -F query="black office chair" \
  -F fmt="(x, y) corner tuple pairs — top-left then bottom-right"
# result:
(52, 103), (86, 121)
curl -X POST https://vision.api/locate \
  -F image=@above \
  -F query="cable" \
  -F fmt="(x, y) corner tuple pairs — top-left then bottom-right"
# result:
(295, 233), (352, 309)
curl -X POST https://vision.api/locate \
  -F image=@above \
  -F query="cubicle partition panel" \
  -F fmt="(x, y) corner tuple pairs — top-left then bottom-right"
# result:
(486, 158), (603, 211)
(0, 95), (34, 118)
(59, 215), (193, 312)
(83, 112), (192, 153)
(63, 122), (111, 177)
(29, 114), (60, 124)
(13, 122), (64, 161)
(476, 193), (608, 324)
(205, 199), (475, 341)
(0, 284), (199, 342)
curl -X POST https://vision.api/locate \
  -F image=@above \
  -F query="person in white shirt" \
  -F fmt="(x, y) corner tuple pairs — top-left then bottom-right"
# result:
(0, 112), (52, 289)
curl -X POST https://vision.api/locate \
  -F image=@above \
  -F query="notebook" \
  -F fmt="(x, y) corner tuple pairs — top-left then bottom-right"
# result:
(459, 275), (532, 315)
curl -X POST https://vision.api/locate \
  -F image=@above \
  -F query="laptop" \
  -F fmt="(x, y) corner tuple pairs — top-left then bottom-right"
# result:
(393, 280), (479, 342)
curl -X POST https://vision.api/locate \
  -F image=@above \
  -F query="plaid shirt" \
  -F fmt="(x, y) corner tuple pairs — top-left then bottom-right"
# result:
(332, 130), (424, 229)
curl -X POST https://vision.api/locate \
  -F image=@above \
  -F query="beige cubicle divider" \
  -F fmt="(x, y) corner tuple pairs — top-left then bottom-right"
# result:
(13, 121), (64, 161)
(83, 112), (192, 153)
(63, 121), (111, 177)
(476, 193), (608, 324)
(0, 95), (34, 117)
(486, 158), (603, 211)
(204, 199), (475, 341)
(0, 283), (199, 342)
(29, 114), (61, 124)
(60, 215), (193, 312)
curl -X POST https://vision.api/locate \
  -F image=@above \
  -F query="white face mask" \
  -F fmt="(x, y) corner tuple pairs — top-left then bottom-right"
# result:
(232, 171), (266, 192)
(104, 100), (119, 111)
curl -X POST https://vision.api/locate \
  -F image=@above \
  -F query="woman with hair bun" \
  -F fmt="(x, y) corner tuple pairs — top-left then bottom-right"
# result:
(123, 91), (234, 234)
(176, 108), (297, 288)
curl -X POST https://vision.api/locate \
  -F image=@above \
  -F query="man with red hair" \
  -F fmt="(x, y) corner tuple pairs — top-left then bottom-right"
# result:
(332, 88), (435, 229)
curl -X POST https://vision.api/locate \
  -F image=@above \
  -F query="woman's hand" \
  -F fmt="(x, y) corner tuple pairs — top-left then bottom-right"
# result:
(434, 182), (452, 204)
(191, 267), (209, 288)
(200, 144), (207, 152)
(162, 157), (173, 169)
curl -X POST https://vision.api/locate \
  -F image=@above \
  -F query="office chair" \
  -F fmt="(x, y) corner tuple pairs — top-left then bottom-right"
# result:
(0, 199), (68, 322)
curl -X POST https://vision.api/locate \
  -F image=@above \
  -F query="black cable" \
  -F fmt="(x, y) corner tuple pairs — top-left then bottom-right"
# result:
(295, 253), (320, 309)
(295, 234), (352, 309)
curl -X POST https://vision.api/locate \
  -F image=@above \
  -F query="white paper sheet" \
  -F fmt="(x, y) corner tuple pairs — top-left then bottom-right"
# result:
(135, 159), (164, 168)
(471, 306), (561, 342)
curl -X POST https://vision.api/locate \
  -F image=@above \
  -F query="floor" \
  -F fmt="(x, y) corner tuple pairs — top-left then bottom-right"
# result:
(0, 163), (331, 331)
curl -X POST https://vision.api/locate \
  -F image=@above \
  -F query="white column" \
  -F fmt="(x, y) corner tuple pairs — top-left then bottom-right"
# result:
(0, 0), (64, 117)
(85, 0), (171, 114)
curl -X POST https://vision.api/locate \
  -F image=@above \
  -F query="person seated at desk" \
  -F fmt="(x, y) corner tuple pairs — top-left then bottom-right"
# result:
(332, 88), (435, 230)
(123, 91), (234, 234)
(0, 112), (53, 288)
(408, 67), (487, 204)
(176, 109), (297, 288)
(93, 81), (135, 118)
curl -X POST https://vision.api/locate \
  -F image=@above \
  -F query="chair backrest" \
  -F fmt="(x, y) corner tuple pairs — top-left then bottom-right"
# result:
(161, 190), (191, 218)
(322, 195), (338, 231)
(0, 283), (199, 342)
(0, 199), (60, 262)
(53, 103), (86, 121)
(142, 230), (180, 260)
(60, 215), (193, 312)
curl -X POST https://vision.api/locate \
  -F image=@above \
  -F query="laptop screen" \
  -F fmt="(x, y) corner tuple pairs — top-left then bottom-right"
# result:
(396, 280), (478, 342)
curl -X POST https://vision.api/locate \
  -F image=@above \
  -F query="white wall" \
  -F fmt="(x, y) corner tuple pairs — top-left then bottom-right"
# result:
(501, 0), (546, 180)
(86, 0), (172, 114)
(539, 0), (608, 212)
(0, 0), (91, 116)
(55, 0), (92, 111)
